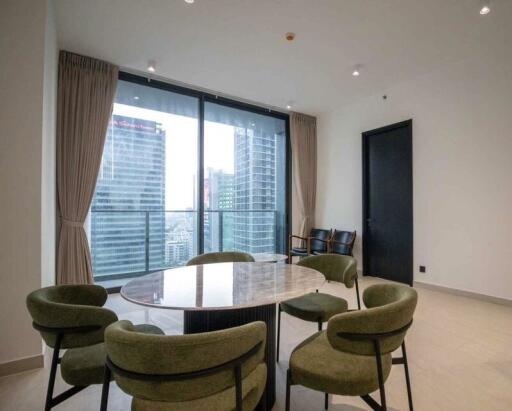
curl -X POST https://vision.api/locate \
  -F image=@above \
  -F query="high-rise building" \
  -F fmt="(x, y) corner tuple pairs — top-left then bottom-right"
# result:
(91, 114), (166, 278)
(233, 127), (278, 253)
(204, 168), (234, 252)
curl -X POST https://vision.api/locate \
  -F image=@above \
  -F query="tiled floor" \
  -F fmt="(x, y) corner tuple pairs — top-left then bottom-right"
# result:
(1, 276), (512, 410)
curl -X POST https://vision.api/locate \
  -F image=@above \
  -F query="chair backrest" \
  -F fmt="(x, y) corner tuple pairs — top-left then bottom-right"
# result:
(326, 284), (417, 355)
(186, 251), (255, 266)
(296, 254), (357, 287)
(26, 285), (117, 349)
(309, 228), (331, 253)
(105, 320), (266, 403)
(330, 230), (356, 256)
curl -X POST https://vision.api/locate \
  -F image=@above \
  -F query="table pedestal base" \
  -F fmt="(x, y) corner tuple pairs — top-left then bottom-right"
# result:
(184, 304), (276, 411)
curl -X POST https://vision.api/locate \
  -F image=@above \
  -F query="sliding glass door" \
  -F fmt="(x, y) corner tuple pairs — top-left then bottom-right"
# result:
(90, 74), (289, 284)
(203, 102), (287, 254)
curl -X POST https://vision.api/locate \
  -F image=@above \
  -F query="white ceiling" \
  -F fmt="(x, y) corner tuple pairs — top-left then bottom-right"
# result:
(54, 0), (512, 115)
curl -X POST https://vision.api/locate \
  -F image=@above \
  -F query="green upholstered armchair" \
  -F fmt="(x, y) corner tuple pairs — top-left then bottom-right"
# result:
(286, 283), (418, 411)
(100, 320), (267, 411)
(26, 285), (163, 411)
(186, 251), (255, 266)
(277, 254), (359, 362)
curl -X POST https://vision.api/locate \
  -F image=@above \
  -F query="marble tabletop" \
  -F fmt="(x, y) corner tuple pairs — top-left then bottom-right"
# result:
(251, 253), (288, 263)
(121, 262), (325, 311)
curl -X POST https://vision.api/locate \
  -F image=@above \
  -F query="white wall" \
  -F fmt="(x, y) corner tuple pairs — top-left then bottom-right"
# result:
(0, 0), (57, 366)
(42, 1), (58, 288)
(316, 49), (512, 300)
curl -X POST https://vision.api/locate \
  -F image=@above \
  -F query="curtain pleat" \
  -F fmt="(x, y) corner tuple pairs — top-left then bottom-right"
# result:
(290, 112), (317, 238)
(56, 51), (118, 284)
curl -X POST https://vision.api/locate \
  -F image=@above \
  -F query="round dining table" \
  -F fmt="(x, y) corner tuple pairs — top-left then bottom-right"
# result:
(121, 262), (325, 411)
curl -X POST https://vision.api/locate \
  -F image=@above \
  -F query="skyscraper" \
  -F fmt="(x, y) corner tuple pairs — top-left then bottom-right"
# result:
(91, 114), (166, 278)
(233, 127), (278, 253)
(204, 168), (234, 252)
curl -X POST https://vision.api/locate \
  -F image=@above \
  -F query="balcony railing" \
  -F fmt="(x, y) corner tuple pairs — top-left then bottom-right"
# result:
(90, 209), (279, 281)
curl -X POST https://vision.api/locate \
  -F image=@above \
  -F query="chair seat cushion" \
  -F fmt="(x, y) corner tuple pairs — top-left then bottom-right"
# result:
(281, 292), (348, 322)
(290, 331), (392, 396)
(61, 323), (164, 386)
(290, 247), (308, 256)
(61, 342), (109, 386)
(131, 363), (266, 411)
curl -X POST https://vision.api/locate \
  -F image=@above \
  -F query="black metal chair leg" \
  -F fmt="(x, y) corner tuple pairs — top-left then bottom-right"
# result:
(45, 334), (62, 411)
(324, 392), (329, 410)
(355, 277), (361, 310)
(277, 305), (282, 362)
(234, 364), (243, 411)
(100, 365), (111, 411)
(373, 340), (387, 411)
(402, 342), (413, 411)
(286, 368), (291, 411)
(318, 320), (323, 331)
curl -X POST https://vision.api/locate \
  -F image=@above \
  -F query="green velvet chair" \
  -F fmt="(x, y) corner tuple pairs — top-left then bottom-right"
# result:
(186, 251), (255, 266)
(286, 283), (418, 411)
(277, 254), (359, 362)
(26, 285), (164, 411)
(100, 320), (267, 411)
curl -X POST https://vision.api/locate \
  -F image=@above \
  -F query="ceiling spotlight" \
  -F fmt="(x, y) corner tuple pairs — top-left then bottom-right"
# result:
(286, 104), (292, 110)
(352, 65), (361, 77)
(479, 1), (491, 14)
(184, 0), (194, 3)
(133, 96), (140, 100)
(147, 60), (156, 72)
(285, 32), (295, 41)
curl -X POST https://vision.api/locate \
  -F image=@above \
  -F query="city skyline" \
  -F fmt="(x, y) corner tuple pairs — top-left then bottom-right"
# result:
(90, 95), (286, 279)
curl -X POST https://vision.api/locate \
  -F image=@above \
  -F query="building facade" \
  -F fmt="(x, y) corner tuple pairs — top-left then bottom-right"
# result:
(91, 114), (166, 278)
(233, 127), (278, 253)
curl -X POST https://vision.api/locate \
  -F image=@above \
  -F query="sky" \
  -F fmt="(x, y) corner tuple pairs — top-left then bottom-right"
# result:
(115, 103), (235, 210)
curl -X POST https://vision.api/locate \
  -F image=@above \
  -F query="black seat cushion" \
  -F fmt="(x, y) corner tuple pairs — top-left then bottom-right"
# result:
(290, 247), (309, 256)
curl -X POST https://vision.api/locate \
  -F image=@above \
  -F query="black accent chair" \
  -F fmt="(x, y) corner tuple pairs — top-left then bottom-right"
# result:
(327, 229), (356, 256)
(288, 228), (331, 262)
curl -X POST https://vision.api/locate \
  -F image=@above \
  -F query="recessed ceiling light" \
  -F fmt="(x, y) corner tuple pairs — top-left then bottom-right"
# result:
(286, 104), (292, 110)
(285, 32), (295, 41)
(352, 69), (360, 77)
(479, 0), (491, 14)
(147, 60), (156, 72)
(133, 96), (140, 100)
(184, 0), (194, 3)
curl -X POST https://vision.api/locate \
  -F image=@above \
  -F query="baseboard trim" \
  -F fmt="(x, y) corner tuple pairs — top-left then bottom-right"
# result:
(414, 281), (512, 306)
(0, 354), (44, 377)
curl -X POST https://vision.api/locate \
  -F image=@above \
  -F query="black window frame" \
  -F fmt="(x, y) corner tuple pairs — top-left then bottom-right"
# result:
(95, 71), (291, 289)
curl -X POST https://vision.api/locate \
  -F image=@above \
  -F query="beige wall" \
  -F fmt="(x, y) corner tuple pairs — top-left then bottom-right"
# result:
(42, 1), (58, 288)
(316, 48), (512, 300)
(0, 0), (57, 365)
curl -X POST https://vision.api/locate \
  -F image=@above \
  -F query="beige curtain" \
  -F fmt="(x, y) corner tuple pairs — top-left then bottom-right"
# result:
(56, 51), (118, 285)
(290, 112), (317, 237)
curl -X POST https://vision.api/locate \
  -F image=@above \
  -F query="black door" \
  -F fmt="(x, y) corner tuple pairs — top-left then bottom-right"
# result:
(362, 120), (413, 285)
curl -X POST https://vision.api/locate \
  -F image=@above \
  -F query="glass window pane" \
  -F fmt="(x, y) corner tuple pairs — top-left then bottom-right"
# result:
(90, 80), (199, 282)
(203, 102), (287, 254)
